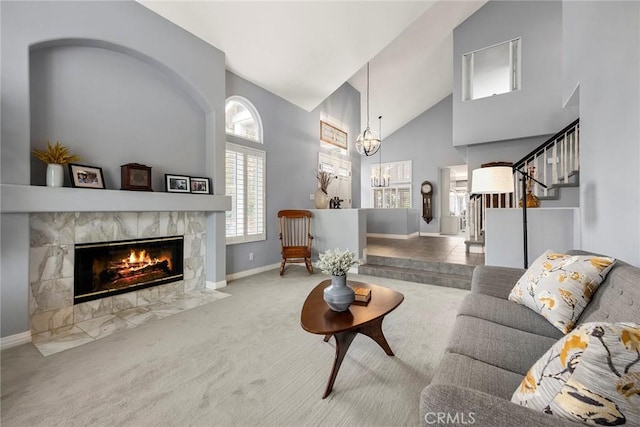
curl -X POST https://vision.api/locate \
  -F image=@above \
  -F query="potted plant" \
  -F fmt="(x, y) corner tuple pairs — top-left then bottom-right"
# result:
(32, 140), (80, 187)
(317, 248), (358, 311)
(315, 170), (333, 209)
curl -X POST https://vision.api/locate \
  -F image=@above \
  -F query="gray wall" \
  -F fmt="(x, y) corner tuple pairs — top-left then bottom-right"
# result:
(1, 1), (227, 337)
(563, 1), (640, 266)
(486, 208), (580, 268)
(366, 209), (420, 236)
(225, 72), (361, 275)
(360, 95), (465, 234)
(452, 1), (571, 146)
(29, 45), (205, 190)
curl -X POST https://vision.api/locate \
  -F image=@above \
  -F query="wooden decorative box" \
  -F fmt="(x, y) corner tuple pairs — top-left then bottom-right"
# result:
(121, 163), (153, 191)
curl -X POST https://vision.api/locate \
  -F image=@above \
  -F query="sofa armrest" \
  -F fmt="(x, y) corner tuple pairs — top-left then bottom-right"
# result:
(471, 265), (525, 299)
(420, 384), (581, 427)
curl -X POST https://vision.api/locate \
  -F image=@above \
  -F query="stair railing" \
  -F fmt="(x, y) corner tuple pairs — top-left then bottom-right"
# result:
(512, 118), (580, 203)
(467, 118), (580, 245)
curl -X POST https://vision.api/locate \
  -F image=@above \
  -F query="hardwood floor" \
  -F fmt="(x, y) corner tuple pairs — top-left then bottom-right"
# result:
(366, 235), (484, 266)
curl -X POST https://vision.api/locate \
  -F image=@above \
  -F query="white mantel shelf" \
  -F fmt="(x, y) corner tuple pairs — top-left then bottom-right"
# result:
(1, 184), (231, 213)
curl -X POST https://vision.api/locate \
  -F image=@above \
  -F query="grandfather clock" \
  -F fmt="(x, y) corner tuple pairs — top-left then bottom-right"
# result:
(420, 180), (433, 223)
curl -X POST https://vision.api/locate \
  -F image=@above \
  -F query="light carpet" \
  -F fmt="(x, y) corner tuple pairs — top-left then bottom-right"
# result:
(1, 268), (468, 427)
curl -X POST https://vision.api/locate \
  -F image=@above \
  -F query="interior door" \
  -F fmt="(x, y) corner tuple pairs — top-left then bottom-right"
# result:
(319, 153), (352, 208)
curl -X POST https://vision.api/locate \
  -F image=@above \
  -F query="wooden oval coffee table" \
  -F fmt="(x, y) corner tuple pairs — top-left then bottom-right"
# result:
(300, 280), (404, 398)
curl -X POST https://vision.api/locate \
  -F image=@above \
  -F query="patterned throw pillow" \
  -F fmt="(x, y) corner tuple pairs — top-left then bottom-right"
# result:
(508, 250), (616, 334)
(512, 322), (640, 426)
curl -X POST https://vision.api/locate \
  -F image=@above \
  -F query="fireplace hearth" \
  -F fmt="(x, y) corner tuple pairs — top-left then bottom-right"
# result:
(74, 236), (184, 304)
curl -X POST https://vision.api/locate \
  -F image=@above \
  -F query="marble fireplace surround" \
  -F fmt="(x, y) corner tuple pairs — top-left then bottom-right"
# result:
(29, 211), (207, 335)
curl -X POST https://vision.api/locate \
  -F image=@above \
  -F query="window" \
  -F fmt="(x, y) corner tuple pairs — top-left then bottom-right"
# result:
(225, 143), (265, 244)
(371, 160), (412, 208)
(225, 96), (263, 142)
(463, 38), (521, 101)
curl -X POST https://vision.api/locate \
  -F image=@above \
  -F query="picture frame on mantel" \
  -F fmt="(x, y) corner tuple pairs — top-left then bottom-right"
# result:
(165, 174), (191, 193)
(320, 120), (348, 150)
(190, 177), (211, 194)
(68, 163), (106, 189)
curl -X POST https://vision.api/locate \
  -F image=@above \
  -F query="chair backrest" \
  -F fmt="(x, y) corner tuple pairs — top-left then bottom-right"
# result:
(278, 210), (313, 248)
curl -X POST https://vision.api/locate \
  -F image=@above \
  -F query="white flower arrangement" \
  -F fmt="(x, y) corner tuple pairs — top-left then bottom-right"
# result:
(317, 248), (358, 277)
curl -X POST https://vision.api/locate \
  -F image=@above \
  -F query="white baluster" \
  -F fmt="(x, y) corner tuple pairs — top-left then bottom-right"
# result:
(575, 125), (580, 171)
(552, 140), (558, 185)
(543, 146), (548, 197)
(563, 133), (568, 183)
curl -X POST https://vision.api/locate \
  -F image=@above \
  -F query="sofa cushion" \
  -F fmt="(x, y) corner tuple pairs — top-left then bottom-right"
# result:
(512, 322), (640, 426)
(446, 315), (558, 375)
(458, 293), (564, 340)
(578, 259), (640, 325)
(420, 384), (582, 427)
(431, 352), (524, 400)
(471, 265), (527, 299)
(508, 250), (616, 334)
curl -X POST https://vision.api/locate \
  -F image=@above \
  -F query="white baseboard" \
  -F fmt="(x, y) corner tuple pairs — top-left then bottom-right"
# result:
(1, 330), (31, 350)
(206, 280), (227, 290)
(367, 232), (419, 240)
(226, 263), (280, 282)
(418, 232), (442, 237)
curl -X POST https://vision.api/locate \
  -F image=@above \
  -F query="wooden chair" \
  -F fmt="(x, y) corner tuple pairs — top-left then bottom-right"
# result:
(278, 210), (313, 275)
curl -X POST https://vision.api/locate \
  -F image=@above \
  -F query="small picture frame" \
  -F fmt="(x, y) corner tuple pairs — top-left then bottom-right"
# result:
(165, 174), (191, 193)
(68, 163), (106, 189)
(190, 177), (211, 194)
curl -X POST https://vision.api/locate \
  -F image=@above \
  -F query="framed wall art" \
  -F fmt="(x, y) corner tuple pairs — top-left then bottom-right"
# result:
(320, 121), (348, 150)
(68, 163), (106, 189)
(165, 174), (191, 193)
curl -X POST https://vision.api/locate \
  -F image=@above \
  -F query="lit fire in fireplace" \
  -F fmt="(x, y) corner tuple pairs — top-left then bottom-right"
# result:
(102, 248), (173, 289)
(121, 249), (169, 271)
(75, 236), (184, 304)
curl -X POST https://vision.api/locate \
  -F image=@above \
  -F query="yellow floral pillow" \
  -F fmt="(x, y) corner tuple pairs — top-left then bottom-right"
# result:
(512, 322), (640, 426)
(508, 250), (616, 334)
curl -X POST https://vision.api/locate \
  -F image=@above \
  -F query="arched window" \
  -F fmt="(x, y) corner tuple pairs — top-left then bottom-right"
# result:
(225, 96), (266, 244)
(225, 96), (263, 143)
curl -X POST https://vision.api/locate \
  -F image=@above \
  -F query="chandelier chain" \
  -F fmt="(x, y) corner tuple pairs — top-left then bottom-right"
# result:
(366, 62), (370, 128)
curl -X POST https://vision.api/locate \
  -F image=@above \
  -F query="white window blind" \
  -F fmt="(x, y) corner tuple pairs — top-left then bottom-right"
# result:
(226, 142), (266, 244)
(371, 160), (412, 185)
(371, 160), (412, 208)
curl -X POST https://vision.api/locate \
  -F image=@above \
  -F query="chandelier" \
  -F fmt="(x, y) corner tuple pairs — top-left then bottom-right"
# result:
(371, 116), (389, 188)
(356, 62), (381, 156)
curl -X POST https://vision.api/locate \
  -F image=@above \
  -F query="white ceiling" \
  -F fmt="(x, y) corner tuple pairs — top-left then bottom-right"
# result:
(139, 0), (486, 137)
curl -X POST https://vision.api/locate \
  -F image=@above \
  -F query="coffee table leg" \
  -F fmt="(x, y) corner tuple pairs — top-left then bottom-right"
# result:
(322, 330), (357, 399)
(359, 317), (394, 356)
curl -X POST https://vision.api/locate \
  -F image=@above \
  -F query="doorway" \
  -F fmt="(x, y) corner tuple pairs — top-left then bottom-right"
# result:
(439, 164), (468, 236)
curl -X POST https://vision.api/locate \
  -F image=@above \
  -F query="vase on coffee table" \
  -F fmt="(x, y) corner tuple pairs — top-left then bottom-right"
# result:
(323, 275), (355, 312)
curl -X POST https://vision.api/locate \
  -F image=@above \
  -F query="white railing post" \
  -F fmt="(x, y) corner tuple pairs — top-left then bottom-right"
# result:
(543, 146), (548, 196)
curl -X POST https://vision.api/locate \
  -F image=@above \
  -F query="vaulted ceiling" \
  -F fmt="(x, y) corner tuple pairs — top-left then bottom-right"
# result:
(139, 1), (487, 137)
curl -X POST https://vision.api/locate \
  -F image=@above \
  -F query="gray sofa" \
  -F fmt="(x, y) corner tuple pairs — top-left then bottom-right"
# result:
(420, 251), (640, 426)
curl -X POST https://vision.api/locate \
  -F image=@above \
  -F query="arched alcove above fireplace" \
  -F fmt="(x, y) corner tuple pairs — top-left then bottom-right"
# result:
(29, 38), (211, 191)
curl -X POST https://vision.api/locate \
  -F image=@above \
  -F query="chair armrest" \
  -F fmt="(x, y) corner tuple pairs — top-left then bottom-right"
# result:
(420, 384), (581, 427)
(471, 265), (526, 299)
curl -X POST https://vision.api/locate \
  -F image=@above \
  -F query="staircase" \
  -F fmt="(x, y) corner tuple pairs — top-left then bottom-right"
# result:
(358, 255), (474, 290)
(467, 119), (580, 251)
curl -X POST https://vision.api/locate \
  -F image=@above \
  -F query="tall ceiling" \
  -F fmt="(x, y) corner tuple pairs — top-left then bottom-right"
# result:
(139, 0), (487, 137)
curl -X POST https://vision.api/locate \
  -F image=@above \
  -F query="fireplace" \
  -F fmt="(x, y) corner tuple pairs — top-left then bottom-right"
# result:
(74, 236), (184, 304)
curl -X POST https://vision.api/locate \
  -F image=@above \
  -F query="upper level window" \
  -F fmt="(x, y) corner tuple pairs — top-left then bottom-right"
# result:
(225, 96), (263, 142)
(463, 38), (521, 101)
